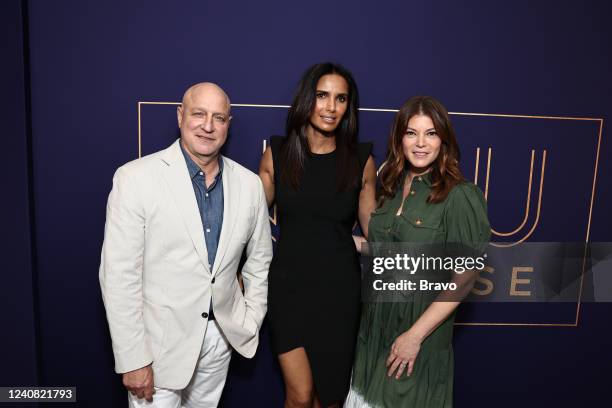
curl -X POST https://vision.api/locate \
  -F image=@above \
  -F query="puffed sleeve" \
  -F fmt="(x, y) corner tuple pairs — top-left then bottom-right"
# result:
(444, 182), (491, 254)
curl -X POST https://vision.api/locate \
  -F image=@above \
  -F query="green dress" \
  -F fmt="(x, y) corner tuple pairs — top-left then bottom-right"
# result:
(345, 173), (490, 408)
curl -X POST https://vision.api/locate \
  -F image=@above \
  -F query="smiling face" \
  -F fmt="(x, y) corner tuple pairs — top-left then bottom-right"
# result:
(308, 74), (349, 135)
(402, 114), (442, 173)
(177, 83), (231, 162)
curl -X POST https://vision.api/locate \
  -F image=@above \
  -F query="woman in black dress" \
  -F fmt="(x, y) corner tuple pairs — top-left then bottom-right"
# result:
(259, 62), (376, 408)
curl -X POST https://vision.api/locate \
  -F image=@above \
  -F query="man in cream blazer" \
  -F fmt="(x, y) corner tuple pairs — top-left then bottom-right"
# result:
(99, 83), (272, 407)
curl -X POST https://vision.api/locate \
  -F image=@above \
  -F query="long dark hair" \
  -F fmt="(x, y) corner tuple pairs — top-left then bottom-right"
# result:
(378, 96), (464, 206)
(279, 62), (360, 190)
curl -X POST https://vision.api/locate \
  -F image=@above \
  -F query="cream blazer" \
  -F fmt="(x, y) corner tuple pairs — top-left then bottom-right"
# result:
(99, 139), (272, 389)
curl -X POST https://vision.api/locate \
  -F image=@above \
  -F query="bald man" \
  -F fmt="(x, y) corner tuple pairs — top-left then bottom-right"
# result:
(100, 83), (272, 407)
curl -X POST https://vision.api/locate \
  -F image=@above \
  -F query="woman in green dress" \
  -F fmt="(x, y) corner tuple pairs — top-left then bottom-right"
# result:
(345, 96), (490, 408)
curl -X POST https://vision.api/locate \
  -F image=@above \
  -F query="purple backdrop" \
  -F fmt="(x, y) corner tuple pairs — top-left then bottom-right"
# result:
(4, 0), (612, 406)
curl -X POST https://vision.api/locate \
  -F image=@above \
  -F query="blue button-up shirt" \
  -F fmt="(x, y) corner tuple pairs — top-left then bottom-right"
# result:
(181, 143), (224, 318)
(180, 143), (224, 272)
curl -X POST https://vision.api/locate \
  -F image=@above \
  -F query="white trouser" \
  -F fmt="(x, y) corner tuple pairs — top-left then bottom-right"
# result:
(128, 319), (232, 408)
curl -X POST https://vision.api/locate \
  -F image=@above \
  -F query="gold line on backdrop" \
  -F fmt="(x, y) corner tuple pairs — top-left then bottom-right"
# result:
(488, 150), (535, 236)
(487, 150), (546, 248)
(137, 101), (604, 327)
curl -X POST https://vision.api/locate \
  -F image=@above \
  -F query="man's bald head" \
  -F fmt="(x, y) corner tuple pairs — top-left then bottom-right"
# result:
(177, 82), (232, 165)
(181, 82), (231, 115)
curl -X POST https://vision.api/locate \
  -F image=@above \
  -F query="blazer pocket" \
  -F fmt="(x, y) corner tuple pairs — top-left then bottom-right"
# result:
(242, 314), (258, 335)
(231, 286), (247, 326)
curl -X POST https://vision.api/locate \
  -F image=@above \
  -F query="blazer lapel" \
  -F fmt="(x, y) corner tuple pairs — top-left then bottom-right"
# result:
(160, 139), (210, 273)
(212, 156), (240, 276)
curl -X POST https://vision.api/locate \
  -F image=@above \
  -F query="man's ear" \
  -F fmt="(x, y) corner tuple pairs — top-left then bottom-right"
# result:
(177, 105), (183, 128)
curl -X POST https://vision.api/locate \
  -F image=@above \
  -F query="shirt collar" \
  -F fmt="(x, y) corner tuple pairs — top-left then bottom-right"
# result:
(180, 140), (224, 180)
(403, 168), (433, 187)
(413, 170), (432, 187)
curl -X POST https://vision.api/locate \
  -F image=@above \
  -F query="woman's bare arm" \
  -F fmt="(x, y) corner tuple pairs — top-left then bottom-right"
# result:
(258, 146), (275, 207)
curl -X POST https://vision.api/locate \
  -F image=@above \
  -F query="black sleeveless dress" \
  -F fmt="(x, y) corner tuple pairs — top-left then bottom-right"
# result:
(268, 136), (372, 406)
